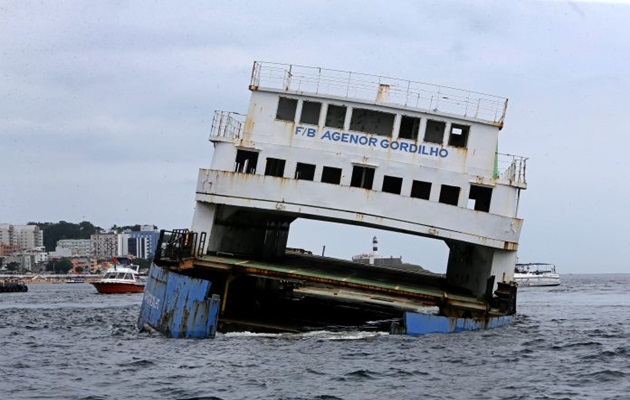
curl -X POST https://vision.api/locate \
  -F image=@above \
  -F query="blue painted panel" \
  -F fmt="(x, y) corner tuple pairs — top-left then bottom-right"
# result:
(404, 312), (514, 335)
(137, 264), (169, 332)
(162, 272), (218, 338)
(138, 264), (220, 339)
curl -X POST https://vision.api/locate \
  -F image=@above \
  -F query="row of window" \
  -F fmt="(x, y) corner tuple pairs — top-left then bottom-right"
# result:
(234, 150), (492, 212)
(276, 96), (470, 148)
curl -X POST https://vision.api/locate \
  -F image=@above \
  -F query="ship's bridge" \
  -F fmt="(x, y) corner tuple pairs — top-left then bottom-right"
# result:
(192, 62), (527, 297)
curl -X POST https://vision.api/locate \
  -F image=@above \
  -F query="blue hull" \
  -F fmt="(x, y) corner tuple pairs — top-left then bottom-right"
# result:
(137, 264), (220, 338)
(138, 263), (514, 338)
(403, 312), (514, 335)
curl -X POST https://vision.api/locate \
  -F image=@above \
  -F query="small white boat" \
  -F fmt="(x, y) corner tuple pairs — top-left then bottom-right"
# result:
(514, 263), (560, 287)
(91, 257), (145, 294)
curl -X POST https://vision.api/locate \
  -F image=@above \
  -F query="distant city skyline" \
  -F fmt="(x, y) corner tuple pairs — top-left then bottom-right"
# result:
(0, 222), (159, 273)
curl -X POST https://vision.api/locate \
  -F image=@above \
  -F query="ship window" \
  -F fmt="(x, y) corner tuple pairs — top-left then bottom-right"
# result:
(321, 166), (342, 184)
(300, 101), (321, 125)
(399, 116), (421, 140)
(382, 175), (403, 194)
(276, 97), (297, 122)
(264, 158), (286, 177)
(234, 150), (258, 174)
(469, 185), (492, 212)
(295, 162), (316, 181)
(325, 104), (346, 129)
(449, 124), (469, 148)
(350, 108), (394, 136)
(350, 165), (375, 189)
(439, 185), (460, 206)
(411, 180), (431, 200)
(424, 119), (445, 144)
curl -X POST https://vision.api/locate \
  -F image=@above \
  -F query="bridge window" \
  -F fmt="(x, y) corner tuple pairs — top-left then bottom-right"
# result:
(439, 184), (460, 206)
(276, 97), (297, 122)
(300, 101), (321, 125)
(350, 165), (375, 189)
(424, 119), (445, 144)
(410, 180), (431, 200)
(234, 150), (258, 174)
(264, 158), (286, 177)
(382, 175), (403, 194)
(449, 124), (469, 148)
(399, 116), (421, 140)
(325, 104), (346, 129)
(350, 108), (394, 136)
(321, 166), (342, 184)
(295, 162), (316, 181)
(469, 185), (492, 212)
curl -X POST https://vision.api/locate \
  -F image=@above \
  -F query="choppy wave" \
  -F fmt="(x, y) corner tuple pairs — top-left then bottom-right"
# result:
(1, 274), (629, 399)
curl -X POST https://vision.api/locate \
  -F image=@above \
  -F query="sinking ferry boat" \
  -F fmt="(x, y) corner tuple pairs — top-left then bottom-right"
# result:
(138, 62), (528, 338)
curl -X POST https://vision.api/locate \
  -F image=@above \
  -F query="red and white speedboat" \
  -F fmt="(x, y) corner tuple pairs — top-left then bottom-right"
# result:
(91, 258), (146, 294)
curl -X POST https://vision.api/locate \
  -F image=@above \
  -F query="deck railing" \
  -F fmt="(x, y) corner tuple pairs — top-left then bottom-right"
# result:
(210, 111), (244, 140)
(496, 153), (527, 185)
(154, 229), (207, 264)
(250, 61), (508, 125)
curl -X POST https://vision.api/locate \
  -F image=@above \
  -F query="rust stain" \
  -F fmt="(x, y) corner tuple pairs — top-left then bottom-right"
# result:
(504, 242), (518, 251)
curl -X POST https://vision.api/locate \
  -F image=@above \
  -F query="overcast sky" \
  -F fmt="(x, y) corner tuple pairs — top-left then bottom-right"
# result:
(2, 0), (629, 274)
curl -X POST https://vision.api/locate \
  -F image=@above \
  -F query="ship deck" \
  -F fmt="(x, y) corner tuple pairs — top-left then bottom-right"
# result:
(158, 251), (494, 332)
(194, 252), (477, 303)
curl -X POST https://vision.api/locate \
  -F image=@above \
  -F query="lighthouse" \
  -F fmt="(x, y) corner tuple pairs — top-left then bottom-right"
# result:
(369, 236), (378, 265)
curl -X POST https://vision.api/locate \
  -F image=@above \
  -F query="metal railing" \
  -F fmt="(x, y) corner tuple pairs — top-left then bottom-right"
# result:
(496, 153), (527, 185)
(250, 61), (508, 125)
(210, 111), (245, 140)
(154, 229), (207, 264)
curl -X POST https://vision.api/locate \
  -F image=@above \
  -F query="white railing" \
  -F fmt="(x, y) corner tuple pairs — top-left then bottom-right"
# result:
(496, 153), (527, 185)
(210, 111), (244, 140)
(250, 61), (508, 125)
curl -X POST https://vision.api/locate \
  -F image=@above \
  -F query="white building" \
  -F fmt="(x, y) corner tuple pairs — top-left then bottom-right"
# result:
(0, 223), (44, 251)
(3, 247), (48, 272)
(55, 239), (92, 257)
(0, 223), (10, 244)
(91, 231), (119, 260)
(49, 247), (73, 258)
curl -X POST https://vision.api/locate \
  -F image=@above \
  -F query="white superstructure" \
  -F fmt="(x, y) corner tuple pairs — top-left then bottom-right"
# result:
(191, 62), (527, 298)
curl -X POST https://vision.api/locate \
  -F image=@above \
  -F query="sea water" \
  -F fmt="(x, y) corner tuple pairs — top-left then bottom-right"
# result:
(0, 274), (628, 400)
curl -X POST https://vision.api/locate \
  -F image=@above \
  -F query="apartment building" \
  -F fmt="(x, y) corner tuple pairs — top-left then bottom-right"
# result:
(0, 224), (44, 252)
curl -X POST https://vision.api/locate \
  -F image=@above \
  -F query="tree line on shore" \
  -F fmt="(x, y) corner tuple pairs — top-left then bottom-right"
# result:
(29, 220), (154, 252)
